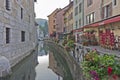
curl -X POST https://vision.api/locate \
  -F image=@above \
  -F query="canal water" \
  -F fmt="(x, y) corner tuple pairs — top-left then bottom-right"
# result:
(1, 41), (71, 80)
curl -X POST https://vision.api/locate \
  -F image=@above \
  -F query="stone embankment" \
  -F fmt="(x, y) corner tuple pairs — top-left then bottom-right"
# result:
(45, 40), (85, 80)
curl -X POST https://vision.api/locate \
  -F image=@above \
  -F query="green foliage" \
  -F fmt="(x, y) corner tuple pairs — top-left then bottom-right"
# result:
(62, 39), (67, 46)
(68, 35), (75, 41)
(66, 40), (74, 48)
(82, 50), (120, 80)
(62, 34), (75, 52)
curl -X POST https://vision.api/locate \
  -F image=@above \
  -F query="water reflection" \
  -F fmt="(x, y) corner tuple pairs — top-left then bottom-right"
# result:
(1, 49), (38, 80)
(1, 41), (72, 80)
(42, 41), (73, 80)
(38, 41), (48, 56)
(49, 52), (63, 80)
(35, 55), (62, 80)
(35, 41), (63, 80)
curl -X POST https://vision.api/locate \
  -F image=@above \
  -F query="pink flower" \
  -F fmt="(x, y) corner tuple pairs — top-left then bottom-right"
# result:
(112, 75), (118, 80)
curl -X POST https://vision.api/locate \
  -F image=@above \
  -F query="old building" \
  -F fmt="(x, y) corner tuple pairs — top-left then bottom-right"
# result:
(73, 0), (84, 42)
(98, 0), (120, 49)
(55, 6), (69, 39)
(64, 1), (73, 34)
(48, 5), (70, 39)
(83, 0), (101, 42)
(80, 0), (120, 50)
(0, 0), (37, 72)
(48, 8), (61, 38)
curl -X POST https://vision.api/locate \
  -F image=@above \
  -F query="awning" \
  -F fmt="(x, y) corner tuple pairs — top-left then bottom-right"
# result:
(84, 15), (120, 28)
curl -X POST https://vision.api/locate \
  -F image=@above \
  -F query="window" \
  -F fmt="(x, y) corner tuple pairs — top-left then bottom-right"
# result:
(86, 12), (95, 24)
(79, 19), (81, 26)
(63, 27), (66, 32)
(75, 0), (77, 4)
(6, 28), (10, 44)
(87, 0), (93, 7)
(29, 15), (30, 23)
(86, 15), (90, 24)
(6, 0), (10, 11)
(102, 3), (112, 19)
(68, 13), (73, 20)
(71, 12), (73, 19)
(21, 31), (25, 42)
(21, 7), (23, 19)
(75, 6), (78, 16)
(76, 21), (78, 28)
(79, 3), (82, 13)
(53, 25), (56, 29)
(113, 0), (117, 6)
(106, 5), (109, 18)
(90, 13), (94, 23)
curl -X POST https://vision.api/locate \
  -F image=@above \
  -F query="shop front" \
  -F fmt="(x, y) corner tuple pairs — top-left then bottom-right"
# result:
(83, 15), (120, 50)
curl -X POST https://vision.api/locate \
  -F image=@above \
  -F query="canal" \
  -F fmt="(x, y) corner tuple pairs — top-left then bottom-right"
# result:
(1, 41), (75, 80)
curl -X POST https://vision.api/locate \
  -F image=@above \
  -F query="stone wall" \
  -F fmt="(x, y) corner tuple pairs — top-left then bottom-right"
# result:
(0, 0), (37, 67)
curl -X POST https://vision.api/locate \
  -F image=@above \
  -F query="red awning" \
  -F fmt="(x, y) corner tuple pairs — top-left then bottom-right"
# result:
(84, 15), (120, 28)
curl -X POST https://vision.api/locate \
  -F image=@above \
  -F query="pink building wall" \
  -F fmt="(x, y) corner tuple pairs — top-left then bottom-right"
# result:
(55, 6), (69, 39)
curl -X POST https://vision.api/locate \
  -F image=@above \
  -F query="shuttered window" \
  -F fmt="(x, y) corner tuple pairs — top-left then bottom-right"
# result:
(6, 0), (10, 11)
(6, 28), (10, 44)
(86, 12), (95, 24)
(79, 3), (82, 13)
(21, 31), (25, 42)
(102, 3), (112, 19)
(21, 8), (23, 19)
(75, 6), (78, 16)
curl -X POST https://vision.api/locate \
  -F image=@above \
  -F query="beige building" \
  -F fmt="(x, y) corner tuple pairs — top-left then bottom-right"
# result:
(64, 1), (73, 34)
(82, 0), (120, 49)
(83, 0), (101, 39)
(0, 0), (37, 70)
(84, 0), (101, 25)
(100, 0), (120, 35)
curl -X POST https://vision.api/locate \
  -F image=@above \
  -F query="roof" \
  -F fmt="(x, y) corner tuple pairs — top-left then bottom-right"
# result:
(63, 1), (73, 15)
(47, 8), (61, 17)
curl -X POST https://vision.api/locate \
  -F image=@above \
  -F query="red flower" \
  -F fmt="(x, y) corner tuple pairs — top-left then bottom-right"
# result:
(112, 75), (118, 80)
(107, 67), (112, 75)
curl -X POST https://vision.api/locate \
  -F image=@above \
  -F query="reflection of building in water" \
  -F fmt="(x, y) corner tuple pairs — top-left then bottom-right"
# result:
(1, 50), (38, 80)
(49, 52), (63, 80)
(38, 41), (48, 56)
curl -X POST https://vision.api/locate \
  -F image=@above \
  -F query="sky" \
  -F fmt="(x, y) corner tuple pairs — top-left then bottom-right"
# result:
(35, 0), (69, 19)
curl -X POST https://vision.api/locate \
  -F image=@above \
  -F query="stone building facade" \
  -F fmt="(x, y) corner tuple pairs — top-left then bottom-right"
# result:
(0, 0), (37, 68)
